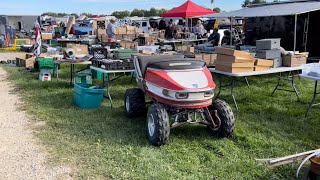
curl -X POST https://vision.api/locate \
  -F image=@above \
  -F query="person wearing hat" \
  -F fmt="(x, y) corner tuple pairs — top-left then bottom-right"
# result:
(107, 19), (116, 42)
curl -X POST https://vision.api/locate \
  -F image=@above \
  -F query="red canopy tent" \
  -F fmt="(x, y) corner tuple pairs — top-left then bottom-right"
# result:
(162, 0), (216, 18)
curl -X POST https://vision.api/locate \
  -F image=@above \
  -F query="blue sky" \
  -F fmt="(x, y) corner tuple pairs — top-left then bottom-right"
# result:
(0, 0), (249, 15)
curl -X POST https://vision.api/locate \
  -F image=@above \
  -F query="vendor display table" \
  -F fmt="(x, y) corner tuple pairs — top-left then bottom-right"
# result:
(210, 67), (302, 111)
(90, 66), (135, 109)
(55, 60), (92, 86)
(300, 74), (320, 117)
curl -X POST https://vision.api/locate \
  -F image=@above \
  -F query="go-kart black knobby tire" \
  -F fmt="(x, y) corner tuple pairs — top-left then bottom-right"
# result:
(147, 103), (170, 146)
(124, 88), (145, 117)
(209, 99), (235, 137)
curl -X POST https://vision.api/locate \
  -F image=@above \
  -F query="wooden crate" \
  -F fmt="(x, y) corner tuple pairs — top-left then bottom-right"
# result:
(282, 54), (307, 67)
(195, 54), (217, 66)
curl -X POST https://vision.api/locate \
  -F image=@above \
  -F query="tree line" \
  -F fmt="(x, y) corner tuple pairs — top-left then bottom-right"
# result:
(111, 8), (168, 19)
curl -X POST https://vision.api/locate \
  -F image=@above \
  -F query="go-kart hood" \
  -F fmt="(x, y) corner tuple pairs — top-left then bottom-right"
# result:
(145, 67), (215, 91)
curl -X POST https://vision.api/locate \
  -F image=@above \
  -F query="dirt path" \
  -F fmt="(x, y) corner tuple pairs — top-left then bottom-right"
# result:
(0, 66), (72, 179)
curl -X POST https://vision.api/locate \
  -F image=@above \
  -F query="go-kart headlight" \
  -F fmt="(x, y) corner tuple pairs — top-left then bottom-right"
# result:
(175, 92), (189, 99)
(162, 89), (169, 96)
(204, 90), (214, 97)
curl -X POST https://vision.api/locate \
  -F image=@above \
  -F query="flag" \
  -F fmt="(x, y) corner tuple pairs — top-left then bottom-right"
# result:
(34, 20), (42, 57)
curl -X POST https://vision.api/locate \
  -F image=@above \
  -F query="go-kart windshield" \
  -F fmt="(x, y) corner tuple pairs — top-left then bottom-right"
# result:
(148, 60), (205, 70)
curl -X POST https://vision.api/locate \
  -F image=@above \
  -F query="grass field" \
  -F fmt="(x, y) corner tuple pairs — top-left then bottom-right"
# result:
(2, 64), (319, 179)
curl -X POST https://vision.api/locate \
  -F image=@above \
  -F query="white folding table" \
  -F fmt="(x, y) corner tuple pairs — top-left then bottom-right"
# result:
(90, 66), (135, 109)
(210, 67), (302, 111)
(300, 74), (320, 117)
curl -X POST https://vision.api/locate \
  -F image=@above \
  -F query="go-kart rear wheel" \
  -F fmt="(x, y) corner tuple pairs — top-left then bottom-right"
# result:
(147, 103), (170, 146)
(208, 99), (235, 137)
(124, 88), (146, 117)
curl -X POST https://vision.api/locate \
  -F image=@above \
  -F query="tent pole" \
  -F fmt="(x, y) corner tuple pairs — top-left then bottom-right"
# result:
(230, 17), (233, 46)
(294, 14), (297, 54)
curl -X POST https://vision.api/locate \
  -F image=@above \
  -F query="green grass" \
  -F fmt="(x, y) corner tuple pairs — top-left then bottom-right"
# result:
(2, 64), (320, 179)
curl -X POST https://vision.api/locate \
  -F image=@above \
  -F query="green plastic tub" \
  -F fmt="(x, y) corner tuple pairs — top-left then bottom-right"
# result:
(113, 49), (138, 60)
(73, 83), (105, 109)
(38, 57), (55, 70)
(75, 69), (92, 84)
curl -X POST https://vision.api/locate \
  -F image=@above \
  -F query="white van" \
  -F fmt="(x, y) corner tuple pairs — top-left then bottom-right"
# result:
(132, 20), (151, 33)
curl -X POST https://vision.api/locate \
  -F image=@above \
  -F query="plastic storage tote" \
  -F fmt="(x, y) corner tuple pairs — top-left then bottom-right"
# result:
(38, 57), (55, 70)
(113, 49), (138, 60)
(302, 63), (320, 78)
(74, 83), (105, 109)
(75, 69), (92, 84)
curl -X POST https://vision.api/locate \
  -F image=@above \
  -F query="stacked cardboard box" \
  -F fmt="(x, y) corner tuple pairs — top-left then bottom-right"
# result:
(195, 54), (217, 67)
(254, 59), (273, 71)
(119, 41), (138, 49)
(215, 47), (255, 73)
(98, 35), (108, 42)
(256, 39), (282, 68)
(67, 44), (89, 55)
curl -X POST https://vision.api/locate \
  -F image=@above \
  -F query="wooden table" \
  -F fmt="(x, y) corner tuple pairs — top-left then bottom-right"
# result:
(300, 74), (320, 117)
(90, 66), (135, 109)
(210, 67), (302, 111)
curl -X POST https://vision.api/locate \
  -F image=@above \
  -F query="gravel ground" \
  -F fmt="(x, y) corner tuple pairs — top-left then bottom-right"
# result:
(0, 66), (73, 179)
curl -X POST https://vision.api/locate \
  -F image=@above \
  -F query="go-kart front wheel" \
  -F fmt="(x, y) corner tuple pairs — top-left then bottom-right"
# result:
(146, 103), (170, 146)
(208, 99), (235, 137)
(124, 88), (146, 117)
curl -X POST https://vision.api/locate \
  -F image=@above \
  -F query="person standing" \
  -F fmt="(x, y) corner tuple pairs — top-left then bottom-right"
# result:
(165, 21), (175, 40)
(159, 19), (166, 31)
(107, 19), (116, 42)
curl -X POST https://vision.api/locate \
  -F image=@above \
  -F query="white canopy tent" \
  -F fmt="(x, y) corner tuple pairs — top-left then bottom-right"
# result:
(202, 1), (320, 52)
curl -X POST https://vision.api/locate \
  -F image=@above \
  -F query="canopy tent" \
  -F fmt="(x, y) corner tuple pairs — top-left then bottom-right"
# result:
(203, 1), (320, 18)
(201, 1), (320, 52)
(162, 0), (216, 18)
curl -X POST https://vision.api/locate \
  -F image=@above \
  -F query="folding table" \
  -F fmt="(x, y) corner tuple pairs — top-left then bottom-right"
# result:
(90, 66), (135, 109)
(210, 67), (302, 111)
(300, 74), (320, 117)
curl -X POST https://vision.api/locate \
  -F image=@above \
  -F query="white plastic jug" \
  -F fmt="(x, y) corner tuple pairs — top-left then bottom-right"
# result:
(39, 69), (52, 81)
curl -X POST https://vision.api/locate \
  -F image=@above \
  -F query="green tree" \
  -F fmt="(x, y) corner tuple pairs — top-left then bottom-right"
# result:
(130, 9), (144, 17)
(242, 0), (266, 7)
(71, 13), (79, 19)
(112, 11), (130, 19)
(158, 8), (168, 16)
(213, 7), (221, 13)
(149, 8), (158, 17)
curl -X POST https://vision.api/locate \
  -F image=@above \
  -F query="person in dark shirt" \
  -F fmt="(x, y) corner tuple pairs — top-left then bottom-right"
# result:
(196, 28), (220, 52)
(159, 19), (166, 30)
(165, 21), (175, 40)
(208, 28), (220, 46)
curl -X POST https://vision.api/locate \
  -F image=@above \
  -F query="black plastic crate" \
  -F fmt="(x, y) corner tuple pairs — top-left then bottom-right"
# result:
(91, 48), (108, 59)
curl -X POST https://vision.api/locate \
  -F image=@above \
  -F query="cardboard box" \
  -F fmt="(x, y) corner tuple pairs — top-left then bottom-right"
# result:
(126, 26), (135, 31)
(282, 54), (307, 67)
(120, 41), (138, 49)
(215, 47), (254, 59)
(126, 30), (136, 35)
(41, 33), (53, 40)
(255, 59), (274, 67)
(115, 27), (126, 34)
(216, 54), (255, 63)
(256, 49), (281, 59)
(216, 61), (255, 68)
(16, 54), (36, 68)
(254, 66), (272, 71)
(135, 28), (143, 34)
(256, 39), (281, 50)
(67, 44), (88, 54)
(195, 54), (217, 66)
(216, 65), (254, 73)
(139, 33), (150, 38)
(116, 34), (124, 40)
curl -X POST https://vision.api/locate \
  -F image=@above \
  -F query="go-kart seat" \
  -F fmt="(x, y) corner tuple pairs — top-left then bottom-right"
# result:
(136, 55), (185, 77)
